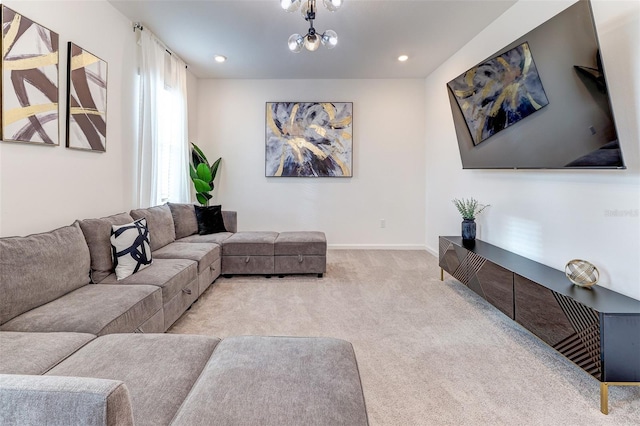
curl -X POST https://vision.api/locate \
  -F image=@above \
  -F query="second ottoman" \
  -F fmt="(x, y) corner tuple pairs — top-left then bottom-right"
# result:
(274, 231), (327, 278)
(222, 232), (278, 277)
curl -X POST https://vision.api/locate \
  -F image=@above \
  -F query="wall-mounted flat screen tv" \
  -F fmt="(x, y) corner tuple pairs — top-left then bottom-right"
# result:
(447, 0), (625, 169)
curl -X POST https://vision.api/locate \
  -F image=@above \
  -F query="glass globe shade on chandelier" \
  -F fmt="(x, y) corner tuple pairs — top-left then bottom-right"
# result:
(281, 0), (342, 53)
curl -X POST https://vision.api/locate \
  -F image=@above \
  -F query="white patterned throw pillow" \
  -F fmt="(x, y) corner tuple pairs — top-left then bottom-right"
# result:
(111, 218), (152, 280)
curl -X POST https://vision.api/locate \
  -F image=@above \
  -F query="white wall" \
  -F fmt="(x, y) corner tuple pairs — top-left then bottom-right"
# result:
(195, 79), (426, 248)
(425, 0), (640, 300)
(0, 0), (137, 237)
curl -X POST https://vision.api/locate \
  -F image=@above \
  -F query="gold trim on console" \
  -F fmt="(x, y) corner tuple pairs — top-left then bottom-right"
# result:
(600, 381), (640, 414)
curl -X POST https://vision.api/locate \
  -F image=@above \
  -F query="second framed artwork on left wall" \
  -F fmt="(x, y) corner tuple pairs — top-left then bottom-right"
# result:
(66, 42), (108, 152)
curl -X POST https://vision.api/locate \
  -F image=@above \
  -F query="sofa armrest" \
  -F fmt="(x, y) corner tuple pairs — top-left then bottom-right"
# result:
(222, 211), (237, 233)
(0, 374), (134, 426)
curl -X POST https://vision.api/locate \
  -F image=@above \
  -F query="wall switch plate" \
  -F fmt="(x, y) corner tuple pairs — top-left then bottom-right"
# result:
(380, 219), (386, 228)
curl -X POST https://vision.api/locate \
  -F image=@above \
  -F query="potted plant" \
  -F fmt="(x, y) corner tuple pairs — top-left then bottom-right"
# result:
(452, 197), (489, 241)
(189, 142), (221, 206)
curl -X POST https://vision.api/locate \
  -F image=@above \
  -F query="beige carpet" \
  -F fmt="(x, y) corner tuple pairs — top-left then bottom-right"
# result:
(169, 250), (640, 425)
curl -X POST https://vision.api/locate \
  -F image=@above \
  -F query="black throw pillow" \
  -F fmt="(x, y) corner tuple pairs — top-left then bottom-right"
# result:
(195, 205), (227, 235)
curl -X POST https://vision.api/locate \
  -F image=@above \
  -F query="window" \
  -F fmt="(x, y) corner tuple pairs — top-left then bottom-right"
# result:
(157, 80), (186, 204)
(136, 29), (189, 207)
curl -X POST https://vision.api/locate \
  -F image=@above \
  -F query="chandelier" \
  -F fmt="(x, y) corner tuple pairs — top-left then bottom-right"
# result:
(280, 0), (342, 53)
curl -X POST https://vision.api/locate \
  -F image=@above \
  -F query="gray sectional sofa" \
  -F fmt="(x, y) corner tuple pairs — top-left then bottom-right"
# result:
(0, 203), (367, 425)
(0, 204), (237, 335)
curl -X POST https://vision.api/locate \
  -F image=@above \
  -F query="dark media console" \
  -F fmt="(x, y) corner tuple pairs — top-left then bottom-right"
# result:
(438, 236), (640, 414)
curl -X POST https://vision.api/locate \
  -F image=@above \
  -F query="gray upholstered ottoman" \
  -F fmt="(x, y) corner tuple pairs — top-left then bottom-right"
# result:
(275, 231), (327, 277)
(170, 336), (369, 426)
(221, 231), (278, 277)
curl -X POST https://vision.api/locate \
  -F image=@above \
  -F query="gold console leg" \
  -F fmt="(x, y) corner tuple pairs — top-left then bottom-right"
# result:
(600, 382), (608, 415)
(599, 382), (640, 414)
(440, 268), (444, 281)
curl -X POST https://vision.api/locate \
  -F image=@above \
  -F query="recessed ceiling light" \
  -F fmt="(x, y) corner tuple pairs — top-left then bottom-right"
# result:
(398, 55), (409, 62)
(214, 55), (227, 63)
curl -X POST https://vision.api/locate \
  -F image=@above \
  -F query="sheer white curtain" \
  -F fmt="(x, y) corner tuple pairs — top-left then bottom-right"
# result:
(136, 29), (190, 208)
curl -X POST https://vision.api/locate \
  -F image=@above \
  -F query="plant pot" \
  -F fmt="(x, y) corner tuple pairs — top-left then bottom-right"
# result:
(461, 219), (476, 240)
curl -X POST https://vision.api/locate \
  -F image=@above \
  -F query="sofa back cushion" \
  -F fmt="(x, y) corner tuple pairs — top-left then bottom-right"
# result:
(129, 204), (176, 251)
(78, 213), (134, 283)
(0, 223), (91, 325)
(167, 203), (198, 239)
(221, 211), (238, 234)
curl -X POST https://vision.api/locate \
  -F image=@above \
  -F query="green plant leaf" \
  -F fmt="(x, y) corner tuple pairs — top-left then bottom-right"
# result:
(193, 178), (211, 193)
(196, 163), (212, 183)
(210, 157), (221, 181)
(191, 143), (208, 164)
(195, 192), (213, 206)
(452, 197), (489, 220)
(189, 164), (198, 181)
(196, 193), (208, 206)
(191, 152), (203, 168)
(190, 144), (206, 168)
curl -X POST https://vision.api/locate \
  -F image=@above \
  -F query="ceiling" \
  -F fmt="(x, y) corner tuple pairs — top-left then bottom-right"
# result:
(108, 0), (516, 79)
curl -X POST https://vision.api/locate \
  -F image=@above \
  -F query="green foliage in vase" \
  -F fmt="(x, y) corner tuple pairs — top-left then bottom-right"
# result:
(189, 142), (221, 206)
(452, 197), (489, 220)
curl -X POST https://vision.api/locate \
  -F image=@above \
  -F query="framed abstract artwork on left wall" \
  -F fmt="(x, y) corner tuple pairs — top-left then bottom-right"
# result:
(66, 42), (107, 152)
(1, 5), (60, 145)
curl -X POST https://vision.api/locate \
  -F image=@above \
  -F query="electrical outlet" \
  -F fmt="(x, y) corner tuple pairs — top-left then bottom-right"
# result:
(380, 219), (386, 228)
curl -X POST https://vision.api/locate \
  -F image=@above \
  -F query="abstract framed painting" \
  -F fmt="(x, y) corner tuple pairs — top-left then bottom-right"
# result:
(66, 42), (107, 152)
(266, 102), (353, 177)
(1, 6), (59, 145)
(447, 42), (549, 146)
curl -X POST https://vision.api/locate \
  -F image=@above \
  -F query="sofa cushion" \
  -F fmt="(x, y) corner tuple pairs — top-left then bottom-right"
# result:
(0, 222), (91, 325)
(0, 374), (134, 426)
(78, 212), (135, 283)
(111, 218), (153, 280)
(48, 334), (220, 426)
(0, 284), (162, 335)
(168, 202), (199, 239)
(222, 231), (278, 256)
(130, 204), (175, 251)
(0, 332), (96, 375)
(177, 231), (233, 244)
(171, 336), (369, 426)
(153, 242), (220, 274)
(99, 258), (197, 305)
(274, 231), (327, 255)
(195, 205), (227, 235)
(221, 210), (237, 233)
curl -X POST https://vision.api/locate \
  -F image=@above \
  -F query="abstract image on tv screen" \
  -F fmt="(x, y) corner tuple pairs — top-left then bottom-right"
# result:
(448, 42), (549, 146)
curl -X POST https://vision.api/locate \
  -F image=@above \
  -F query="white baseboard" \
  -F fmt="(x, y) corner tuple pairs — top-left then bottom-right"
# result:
(328, 244), (427, 251)
(424, 245), (438, 257)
